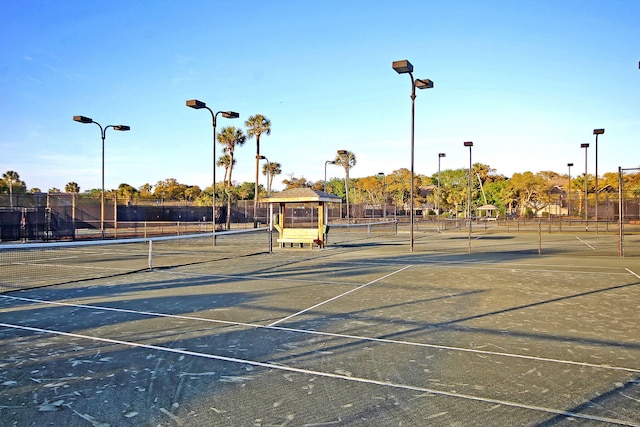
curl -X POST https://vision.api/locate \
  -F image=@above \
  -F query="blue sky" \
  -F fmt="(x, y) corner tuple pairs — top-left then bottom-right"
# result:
(1, 0), (638, 192)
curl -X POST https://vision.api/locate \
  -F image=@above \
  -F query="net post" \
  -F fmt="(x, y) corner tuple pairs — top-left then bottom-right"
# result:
(538, 220), (542, 255)
(148, 240), (153, 270)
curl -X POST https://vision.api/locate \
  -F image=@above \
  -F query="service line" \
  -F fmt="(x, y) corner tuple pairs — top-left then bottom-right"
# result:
(267, 264), (413, 327)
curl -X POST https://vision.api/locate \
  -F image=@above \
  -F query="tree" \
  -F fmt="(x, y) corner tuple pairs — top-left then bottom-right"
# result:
(184, 185), (202, 202)
(355, 175), (384, 204)
(65, 182), (80, 193)
(282, 176), (314, 190)
(153, 178), (189, 201)
(245, 114), (272, 228)
(262, 161), (281, 195)
(385, 168), (413, 209)
(217, 126), (246, 229)
(217, 154), (234, 185)
(508, 172), (553, 217)
(436, 169), (468, 217)
(138, 183), (153, 199)
(334, 151), (356, 203)
(2, 170), (26, 195)
(217, 126), (246, 185)
(117, 183), (138, 203)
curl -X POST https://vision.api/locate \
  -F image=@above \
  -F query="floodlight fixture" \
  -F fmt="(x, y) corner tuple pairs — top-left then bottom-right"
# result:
(73, 115), (93, 124)
(415, 79), (434, 89)
(186, 99), (206, 109)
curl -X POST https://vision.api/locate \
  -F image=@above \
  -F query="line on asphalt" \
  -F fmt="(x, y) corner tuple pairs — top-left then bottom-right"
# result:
(266, 264), (413, 327)
(576, 236), (596, 250)
(1, 294), (638, 374)
(0, 321), (637, 427)
(626, 268), (640, 279)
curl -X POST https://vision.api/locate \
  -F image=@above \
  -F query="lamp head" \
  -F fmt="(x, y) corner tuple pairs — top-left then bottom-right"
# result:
(186, 99), (206, 109)
(114, 125), (130, 131)
(73, 115), (93, 124)
(464, 141), (473, 147)
(581, 143), (589, 148)
(415, 79), (434, 89)
(222, 111), (240, 119)
(568, 163), (574, 167)
(593, 128), (605, 135)
(439, 153), (446, 158)
(392, 59), (413, 74)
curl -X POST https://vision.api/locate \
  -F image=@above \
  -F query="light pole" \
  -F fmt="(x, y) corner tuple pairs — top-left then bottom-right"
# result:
(186, 100), (239, 243)
(593, 128), (605, 233)
(377, 172), (386, 218)
(393, 59), (434, 252)
(567, 162), (573, 223)
(438, 153), (446, 232)
(324, 160), (336, 192)
(337, 150), (350, 223)
(464, 141), (473, 254)
(581, 143), (589, 229)
(73, 115), (130, 239)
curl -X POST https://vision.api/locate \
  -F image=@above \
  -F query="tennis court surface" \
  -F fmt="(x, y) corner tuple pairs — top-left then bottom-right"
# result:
(1, 229), (640, 426)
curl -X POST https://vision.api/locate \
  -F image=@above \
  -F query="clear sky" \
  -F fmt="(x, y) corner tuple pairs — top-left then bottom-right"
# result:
(1, 0), (638, 193)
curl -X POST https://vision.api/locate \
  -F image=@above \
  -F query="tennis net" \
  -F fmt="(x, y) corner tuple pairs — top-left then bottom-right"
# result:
(0, 229), (269, 293)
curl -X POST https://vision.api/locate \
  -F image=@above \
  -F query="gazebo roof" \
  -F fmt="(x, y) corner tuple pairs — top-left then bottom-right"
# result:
(262, 188), (342, 203)
(476, 204), (498, 211)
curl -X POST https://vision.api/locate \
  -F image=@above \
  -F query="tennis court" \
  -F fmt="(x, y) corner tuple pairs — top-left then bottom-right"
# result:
(1, 227), (639, 426)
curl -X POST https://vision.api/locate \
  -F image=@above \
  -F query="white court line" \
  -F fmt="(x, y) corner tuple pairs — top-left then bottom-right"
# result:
(1, 294), (638, 374)
(0, 321), (636, 426)
(576, 236), (596, 250)
(626, 268), (640, 279)
(266, 265), (413, 327)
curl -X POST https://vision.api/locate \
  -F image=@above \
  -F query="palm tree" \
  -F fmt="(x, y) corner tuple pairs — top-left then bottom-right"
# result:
(217, 154), (235, 185)
(262, 161), (281, 195)
(217, 126), (246, 186)
(245, 114), (271, 227)
(3, 171), (23, 208)
(335, 151), (356, 221)
(65, 182), (80, 193)
(217, 126), (246, 229)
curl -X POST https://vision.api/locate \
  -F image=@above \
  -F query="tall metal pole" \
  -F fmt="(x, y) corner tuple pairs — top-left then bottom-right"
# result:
(581, 143), (589, 230)
(73, 116), (130, 239)
(464, 142), (473, 254)
(410, 84), (416, 251)
(593, 129), (604, 233)
(186, 100), (239, 244)
(567, 163), (573, 224)
(438, 153), (445, 232)
(618, 166), (623, 257)
(392, 60), (433, 252)
(324, 160), (335, 193)
(100, 129), (105, 238)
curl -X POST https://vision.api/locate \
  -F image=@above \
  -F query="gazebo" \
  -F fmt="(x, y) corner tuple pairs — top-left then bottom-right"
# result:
(262, 188), (341, 249)
(476, 204), (499, 219)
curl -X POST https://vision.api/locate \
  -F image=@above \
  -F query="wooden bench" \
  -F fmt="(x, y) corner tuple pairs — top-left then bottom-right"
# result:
(277, 228), (321, 249)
